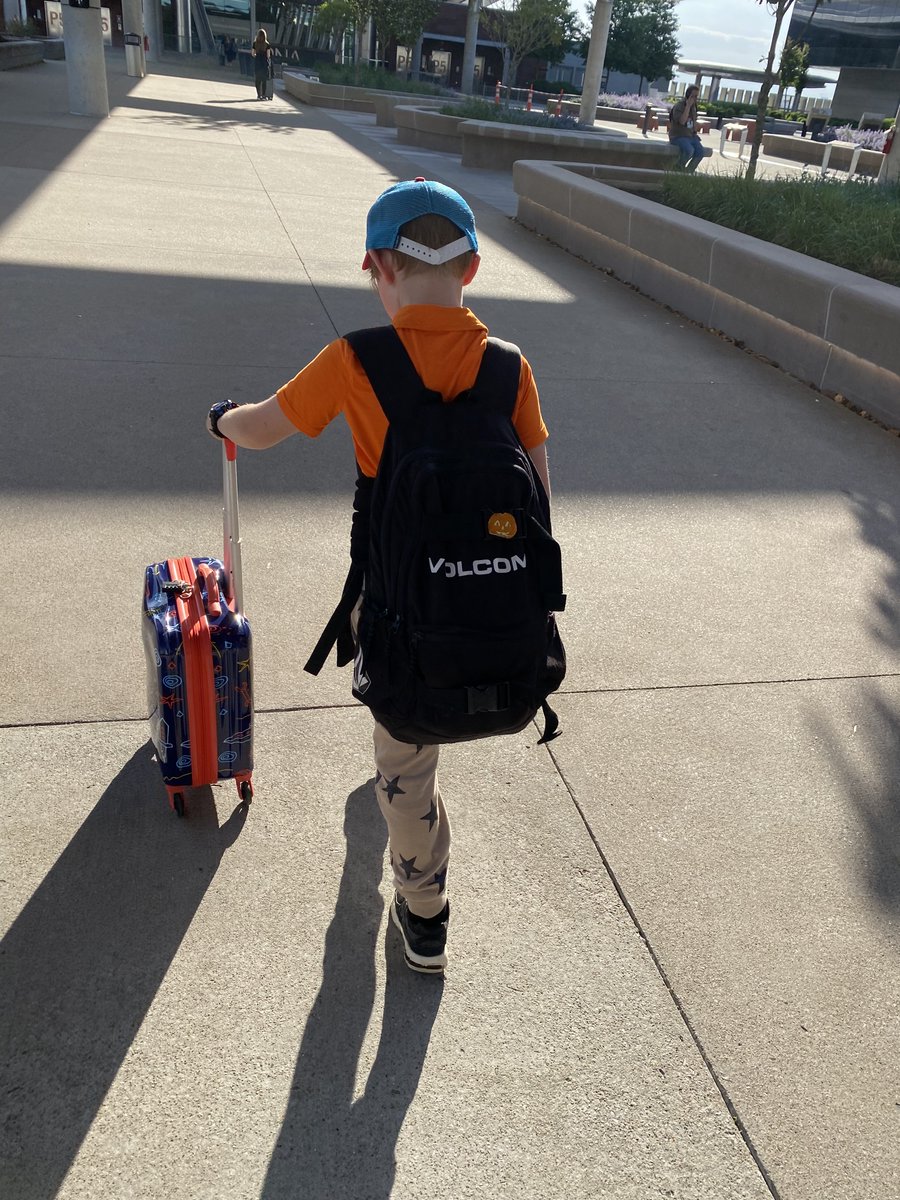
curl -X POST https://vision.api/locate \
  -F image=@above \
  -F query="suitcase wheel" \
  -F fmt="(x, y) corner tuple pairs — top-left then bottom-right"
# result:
(172, 792), (185, 818)
(239, 779), (253, 805)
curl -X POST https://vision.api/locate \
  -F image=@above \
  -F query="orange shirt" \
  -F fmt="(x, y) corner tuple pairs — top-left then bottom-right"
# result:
(277, 305), (547, 478)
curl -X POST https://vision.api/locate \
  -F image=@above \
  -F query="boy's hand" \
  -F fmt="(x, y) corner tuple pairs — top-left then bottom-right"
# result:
(207, 399), (239, 440)
(206, 395), (297, 450)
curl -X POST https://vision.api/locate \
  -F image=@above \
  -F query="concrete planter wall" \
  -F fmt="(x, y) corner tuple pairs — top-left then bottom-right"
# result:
(371, 92), (447, 127)
(761, 132), (885, 175)
(0, 38), (44, 69)
(544, 102), (646, 126)
(394, 105), (465, 152)
(394, 107), (675, 170)
(461, 120), (675, 172)
(282, 72), (448, 117)
(514, 159), (900, 425)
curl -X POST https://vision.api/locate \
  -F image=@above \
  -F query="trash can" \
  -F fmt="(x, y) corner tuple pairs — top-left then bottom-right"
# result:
(808, 115), (827, 141)
(124, 31), (146, 78)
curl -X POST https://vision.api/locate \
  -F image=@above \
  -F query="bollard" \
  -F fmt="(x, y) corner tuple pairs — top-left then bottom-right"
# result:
(495, 80), (501, 105)
(526, 84), (533, 112)
(555, 89), (563, 117)
(642, 103), (652, 137)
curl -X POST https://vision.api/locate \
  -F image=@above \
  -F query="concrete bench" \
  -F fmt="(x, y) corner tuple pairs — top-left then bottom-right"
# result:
(513, 158), (900, 426)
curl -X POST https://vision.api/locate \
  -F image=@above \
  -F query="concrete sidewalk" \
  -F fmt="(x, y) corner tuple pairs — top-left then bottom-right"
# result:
(1, 55), (899, 1200)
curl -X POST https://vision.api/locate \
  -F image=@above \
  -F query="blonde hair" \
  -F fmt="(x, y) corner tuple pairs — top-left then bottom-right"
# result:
(368, 214), (475, 282)
(254, 29), (269, 48)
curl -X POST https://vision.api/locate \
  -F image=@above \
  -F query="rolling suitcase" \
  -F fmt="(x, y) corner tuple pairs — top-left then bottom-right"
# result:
(142, 439), (254, 817)
(265, 69), (274, 99)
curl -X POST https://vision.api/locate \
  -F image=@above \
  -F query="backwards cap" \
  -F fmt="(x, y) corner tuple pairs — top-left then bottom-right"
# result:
(363, 177), (478, 270)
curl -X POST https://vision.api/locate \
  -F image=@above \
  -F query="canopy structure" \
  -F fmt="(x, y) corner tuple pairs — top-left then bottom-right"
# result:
(676, 59), (838, 101)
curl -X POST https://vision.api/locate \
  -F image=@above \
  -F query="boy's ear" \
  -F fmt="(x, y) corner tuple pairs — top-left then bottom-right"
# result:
(462, 253), (481, 286)
(368, 248), (396, 285)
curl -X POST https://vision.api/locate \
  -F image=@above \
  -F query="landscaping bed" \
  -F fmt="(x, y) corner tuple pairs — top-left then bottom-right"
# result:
(513, 159), (900, 424)
(648, 172), (900, 285)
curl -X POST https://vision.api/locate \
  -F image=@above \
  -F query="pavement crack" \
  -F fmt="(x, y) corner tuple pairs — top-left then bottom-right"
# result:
(541, 736), (784, 1200)
(560, 669), (900, 698)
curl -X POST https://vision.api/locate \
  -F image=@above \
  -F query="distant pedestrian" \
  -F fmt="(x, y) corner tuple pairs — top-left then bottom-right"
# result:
(252, 29), (272, 101)
(668, 86), (712, 172)
(218, 35), (226, 67)
(225, 36), (236, 64)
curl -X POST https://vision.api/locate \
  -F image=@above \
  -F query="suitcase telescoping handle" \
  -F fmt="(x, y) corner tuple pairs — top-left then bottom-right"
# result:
(222, 438), (244, 614)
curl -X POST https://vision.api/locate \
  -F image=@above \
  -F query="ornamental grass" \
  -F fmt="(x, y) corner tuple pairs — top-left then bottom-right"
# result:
(655, 172), (900, 286)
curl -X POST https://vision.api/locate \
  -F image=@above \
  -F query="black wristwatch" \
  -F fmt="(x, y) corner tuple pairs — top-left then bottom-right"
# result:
(208, 399), (239, 439)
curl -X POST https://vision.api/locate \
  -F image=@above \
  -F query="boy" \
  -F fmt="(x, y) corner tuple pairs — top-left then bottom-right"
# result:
(206, 179), (551, 973)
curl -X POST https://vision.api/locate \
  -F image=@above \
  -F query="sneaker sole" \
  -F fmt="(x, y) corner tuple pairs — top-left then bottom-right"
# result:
(390, 900), (447, 973)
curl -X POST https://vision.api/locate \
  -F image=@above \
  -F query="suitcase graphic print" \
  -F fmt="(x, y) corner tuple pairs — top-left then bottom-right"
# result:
(142, 440), (254, 817)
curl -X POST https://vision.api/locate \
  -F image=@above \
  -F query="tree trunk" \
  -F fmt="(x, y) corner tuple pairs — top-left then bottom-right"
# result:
(460, 0), (481, 95)
(578, 0), (613, 127)
(747, 2), (793, 181)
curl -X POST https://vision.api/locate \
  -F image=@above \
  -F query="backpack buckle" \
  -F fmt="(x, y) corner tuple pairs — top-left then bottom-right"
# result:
(466, 682), (510, 714)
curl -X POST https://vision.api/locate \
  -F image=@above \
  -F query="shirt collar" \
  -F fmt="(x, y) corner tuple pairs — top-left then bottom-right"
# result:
(392, 305), (487, 333)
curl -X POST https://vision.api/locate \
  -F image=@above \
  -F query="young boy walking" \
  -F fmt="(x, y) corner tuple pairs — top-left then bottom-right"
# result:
(206, 179), (552, 973)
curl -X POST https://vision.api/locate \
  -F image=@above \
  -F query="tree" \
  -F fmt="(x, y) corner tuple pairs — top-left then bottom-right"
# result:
(370, 0), (440, 62)
(747, 0), (796, 179)
(482, 0), (582, 87)
(775, 35), (808, 108)
(747, 0), (829, 177)
(600, 0), (680, 90)
(313, 0), (356, 62)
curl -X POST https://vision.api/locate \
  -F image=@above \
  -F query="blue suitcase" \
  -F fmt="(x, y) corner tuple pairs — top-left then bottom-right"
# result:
(142, 440), (253, 817)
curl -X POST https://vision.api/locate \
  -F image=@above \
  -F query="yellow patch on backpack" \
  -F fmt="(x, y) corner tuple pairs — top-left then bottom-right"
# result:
(488, 512), (517, 539)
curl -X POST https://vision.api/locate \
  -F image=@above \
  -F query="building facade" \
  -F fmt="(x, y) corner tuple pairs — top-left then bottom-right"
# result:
(788, 0), (900, 120)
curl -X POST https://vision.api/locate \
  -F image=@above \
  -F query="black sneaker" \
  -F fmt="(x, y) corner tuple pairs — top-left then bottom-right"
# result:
(390, 893), (449, 974)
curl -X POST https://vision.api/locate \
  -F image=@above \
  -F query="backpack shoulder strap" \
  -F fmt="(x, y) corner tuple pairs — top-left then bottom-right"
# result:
(344, 326), (435, 423)
(468, 337), (522, 420)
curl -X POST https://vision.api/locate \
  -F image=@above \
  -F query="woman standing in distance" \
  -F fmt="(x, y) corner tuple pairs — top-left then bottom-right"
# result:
(252, 29), (273, 101)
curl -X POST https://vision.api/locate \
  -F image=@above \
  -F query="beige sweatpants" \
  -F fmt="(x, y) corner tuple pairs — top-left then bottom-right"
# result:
(371, 725), (450, 920)
(351, 599), (450, 919)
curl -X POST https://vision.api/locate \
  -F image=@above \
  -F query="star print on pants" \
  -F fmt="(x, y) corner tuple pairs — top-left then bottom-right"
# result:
(431, 867), (447, 892)
(398, 854), (422, 879)
(420, 800), (438, 831)
(382, 775), (406, 803)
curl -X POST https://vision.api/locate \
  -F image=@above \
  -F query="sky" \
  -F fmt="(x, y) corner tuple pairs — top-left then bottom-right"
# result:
(675, 0), (782, 71)
(666, 0), (838, 94)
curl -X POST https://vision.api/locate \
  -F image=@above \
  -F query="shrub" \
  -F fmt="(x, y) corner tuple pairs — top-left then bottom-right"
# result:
(596, 92), (648, 111)
(828, 124), (888, 151)
(653, 172), (900, 286)
(317, 64), (447, 94)
(1, 17), (39, 36)
(532, 78), (581, 97)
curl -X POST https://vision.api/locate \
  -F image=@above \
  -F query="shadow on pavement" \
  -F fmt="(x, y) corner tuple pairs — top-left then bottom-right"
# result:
(0, 741), (248, 1200)
(261, 782), (442, 1200)
(5, 265), (900, 502)
(812, 493), (900, 912)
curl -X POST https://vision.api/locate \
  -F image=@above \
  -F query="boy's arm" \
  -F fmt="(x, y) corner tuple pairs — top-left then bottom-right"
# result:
(208, 395), (297, 449)
(529, 442), (551, 500)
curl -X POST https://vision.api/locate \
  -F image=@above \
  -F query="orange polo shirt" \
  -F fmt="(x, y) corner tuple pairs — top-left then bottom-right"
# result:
(276, 305), (547, 478)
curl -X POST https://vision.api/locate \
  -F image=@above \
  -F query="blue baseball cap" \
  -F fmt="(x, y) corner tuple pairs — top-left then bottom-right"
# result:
(362, 177), (479, 269)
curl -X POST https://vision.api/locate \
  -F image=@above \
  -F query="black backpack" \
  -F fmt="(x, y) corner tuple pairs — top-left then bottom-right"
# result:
(305, 325), (566, 746)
